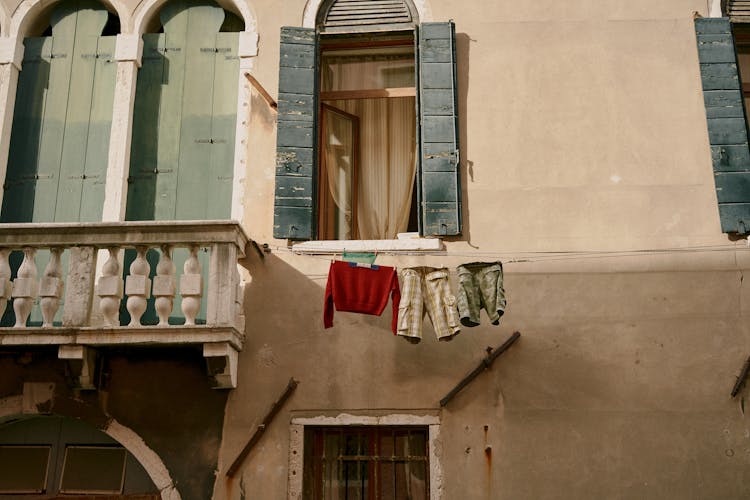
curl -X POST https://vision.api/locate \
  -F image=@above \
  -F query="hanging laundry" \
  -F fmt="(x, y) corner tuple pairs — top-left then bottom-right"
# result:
(397, 267), (461, 343)
(456, 262), (506, 327)
(324, 261), (401, 333)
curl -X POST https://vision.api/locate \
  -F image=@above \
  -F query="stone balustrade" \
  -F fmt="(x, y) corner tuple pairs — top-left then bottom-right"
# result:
(0, 221), (251, 389)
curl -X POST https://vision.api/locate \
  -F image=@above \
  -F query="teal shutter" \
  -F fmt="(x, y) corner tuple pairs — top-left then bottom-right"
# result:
(127, 0), (237, 222)
(418, 21), (461, 236)
(695, 17), (750, 234)
(274, 27), (317, 240)
(125, 1), (238, 324)
(0, 0), (114, 224)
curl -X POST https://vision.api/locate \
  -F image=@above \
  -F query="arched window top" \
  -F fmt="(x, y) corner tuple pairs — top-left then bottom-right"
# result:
(316, 0), (419, 33)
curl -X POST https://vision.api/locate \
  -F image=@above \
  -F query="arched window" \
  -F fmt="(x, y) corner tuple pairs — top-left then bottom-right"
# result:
(0, 416), (158, 496)
(0, 0), (118, 223)
(273, 0), (461, 241)
(125, 0), (243, 222)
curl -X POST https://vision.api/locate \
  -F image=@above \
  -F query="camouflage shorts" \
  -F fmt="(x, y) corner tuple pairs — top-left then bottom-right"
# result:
(397, 267), (461, 342)
(456, 262), (506, 327)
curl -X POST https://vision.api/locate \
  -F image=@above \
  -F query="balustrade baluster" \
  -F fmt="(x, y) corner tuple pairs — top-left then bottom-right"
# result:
(180, 245), (203, 326)
(97, 247), (123, 326)
(12, 247), (38, 327)
(153, 245), (176, 326)
(126, 246), (152, 326)
(39, 247), (64, 327)
(0, 249), (10, 319)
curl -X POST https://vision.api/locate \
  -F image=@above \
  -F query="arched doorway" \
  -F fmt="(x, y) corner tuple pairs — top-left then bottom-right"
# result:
(0, 415), (160, 497)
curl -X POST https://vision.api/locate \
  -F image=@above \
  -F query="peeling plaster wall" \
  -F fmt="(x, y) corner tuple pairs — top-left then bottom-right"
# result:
(217, 0), (750, 499)
(0, 0), (749, 499)
(0, 349), (227, 500)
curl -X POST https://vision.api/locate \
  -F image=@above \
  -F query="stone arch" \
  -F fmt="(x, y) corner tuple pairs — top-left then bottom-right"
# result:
(132, 0), (257, 35)
(9, 0), (128, 38)
(0, 392), (181, 500)
(302, 0), (432, 28)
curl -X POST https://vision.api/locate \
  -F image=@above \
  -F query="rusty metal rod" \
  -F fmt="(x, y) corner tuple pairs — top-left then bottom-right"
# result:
(226, 377), (298, 477)
(731, 356), (750, 397)
(244, 72), (278, 110)
(440, 331), (521, 407)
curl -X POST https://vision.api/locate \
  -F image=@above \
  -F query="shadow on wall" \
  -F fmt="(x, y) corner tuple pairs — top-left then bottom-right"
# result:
(456, 32), (472, 245)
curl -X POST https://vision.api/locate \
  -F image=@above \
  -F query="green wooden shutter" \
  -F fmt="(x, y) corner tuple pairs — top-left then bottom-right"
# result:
(1, 37), (51, 223)
(274, 27), (317, 240)
(127, 0), (236, 222)
(207, 31), (240, 219)
(418, 21), (461, 236)
(695, 17), (750, 234)
(0, 0), (114, 224)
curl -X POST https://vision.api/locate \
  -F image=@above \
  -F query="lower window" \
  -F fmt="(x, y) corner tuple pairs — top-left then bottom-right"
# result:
(303, 426), (429, 500)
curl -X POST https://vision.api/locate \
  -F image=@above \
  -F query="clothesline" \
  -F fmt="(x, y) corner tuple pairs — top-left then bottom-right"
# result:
(255, 241), (750, 280)
(266, 241), (750, 262)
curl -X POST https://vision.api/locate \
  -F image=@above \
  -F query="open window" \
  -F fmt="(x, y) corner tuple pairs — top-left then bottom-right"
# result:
(318, 33), (418, 240)
(273, 3), (460, 241)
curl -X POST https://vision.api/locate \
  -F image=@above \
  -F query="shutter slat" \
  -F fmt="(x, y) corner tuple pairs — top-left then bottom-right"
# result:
(274, 27), (317, 239)
(419, 21), (461, 236)
(695, 17), (750, 234)
(727, 1), (750, 22)
(321, 0), (414, 32)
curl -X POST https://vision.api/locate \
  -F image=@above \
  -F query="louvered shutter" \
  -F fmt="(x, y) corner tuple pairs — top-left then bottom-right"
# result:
(695, 18), (750, 233)
(418, 21), (461, 236)
(728, 1), (750, 23)
(273, 27), (317, 240)
(319, 0), (415, 32)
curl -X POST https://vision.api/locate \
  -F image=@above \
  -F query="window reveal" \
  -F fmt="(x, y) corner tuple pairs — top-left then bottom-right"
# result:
(318, 38), (418, 240)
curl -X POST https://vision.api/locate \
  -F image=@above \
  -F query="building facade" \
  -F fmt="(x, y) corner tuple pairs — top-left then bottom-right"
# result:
(0, 0), (749, 498)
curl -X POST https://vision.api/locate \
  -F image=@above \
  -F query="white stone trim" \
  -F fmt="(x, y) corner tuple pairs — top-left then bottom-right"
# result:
(302, 0), (432, 27)
(0, 389), (181, 500)
(9, 0), (129, 38)
(708, 0), (723, 18)
(0, 36), (23, 68)
(0, 61), (19, 212)
(0, 4), (9, 36)
(132, 0), (257, 35)
(105, 419), (182, 500)
(115, 33), (143, 64)
(288, 412), (443, 500)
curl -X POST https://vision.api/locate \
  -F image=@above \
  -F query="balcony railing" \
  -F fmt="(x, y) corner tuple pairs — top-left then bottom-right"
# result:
(0, 220), (250, 389)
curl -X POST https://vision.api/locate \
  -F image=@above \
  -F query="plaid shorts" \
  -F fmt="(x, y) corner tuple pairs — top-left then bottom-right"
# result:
(397, 267), (461, 342)
(456, 262), (506, 327)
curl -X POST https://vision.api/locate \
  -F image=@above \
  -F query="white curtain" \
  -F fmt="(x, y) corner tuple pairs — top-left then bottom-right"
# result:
(323, 53), (416, 240)
(323, 110), (355, 239)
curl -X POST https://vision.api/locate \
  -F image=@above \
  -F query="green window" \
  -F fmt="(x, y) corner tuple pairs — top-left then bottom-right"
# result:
(273, 12), (461, 240)
(123, 0), (242, 325)
(0, 0), (116, 224)
(126, 0), (241, 222)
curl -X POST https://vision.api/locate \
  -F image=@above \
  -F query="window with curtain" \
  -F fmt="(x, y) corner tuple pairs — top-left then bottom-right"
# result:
(318, 35), (418, 240)
(274, 21), (460, 241)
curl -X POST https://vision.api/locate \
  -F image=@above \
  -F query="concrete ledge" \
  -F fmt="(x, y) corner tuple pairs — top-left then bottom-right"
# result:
(293, 237), (443, 254)
(0, 325), (244, 351)
(0, 220), (250, 254)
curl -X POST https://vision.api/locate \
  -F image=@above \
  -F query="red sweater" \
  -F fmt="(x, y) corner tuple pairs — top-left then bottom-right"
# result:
(324, 261), (401, 334)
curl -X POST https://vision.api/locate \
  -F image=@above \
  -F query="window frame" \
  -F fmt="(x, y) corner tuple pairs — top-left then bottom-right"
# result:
(288, 412), (443, 500)
(274, 21), (461, 241)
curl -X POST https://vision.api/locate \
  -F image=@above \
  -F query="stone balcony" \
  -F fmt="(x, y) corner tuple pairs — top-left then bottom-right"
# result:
(0, 221), (251, 389)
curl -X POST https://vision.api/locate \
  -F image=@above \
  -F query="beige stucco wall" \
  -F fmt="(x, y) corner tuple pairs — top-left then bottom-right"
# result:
(2, 0), (750, 498)
(216, 0), (750, 499)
